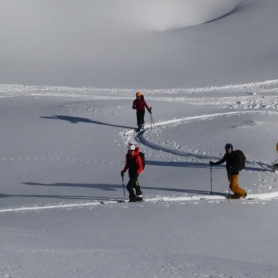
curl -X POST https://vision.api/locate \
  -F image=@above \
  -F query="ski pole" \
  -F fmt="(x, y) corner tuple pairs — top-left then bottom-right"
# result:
(210, 165), (212, 194)
(228, 170), (231, 203)
(122, 176), (126, 199)
(149, 107), (155, 129)
(270, 158), (278, 169)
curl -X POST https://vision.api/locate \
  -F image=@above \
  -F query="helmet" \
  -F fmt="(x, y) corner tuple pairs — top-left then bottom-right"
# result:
(225, 143), (233, 150)
(128, 143), (136, 151)
(136, 92), (141, 97)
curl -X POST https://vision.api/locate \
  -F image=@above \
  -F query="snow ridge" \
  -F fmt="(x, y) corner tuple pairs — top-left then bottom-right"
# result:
(1, 191), (278, 213)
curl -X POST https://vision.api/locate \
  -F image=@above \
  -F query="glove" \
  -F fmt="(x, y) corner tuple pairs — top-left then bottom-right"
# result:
(121, 170), (124, 177)
(209, 161), (214, 166)
(149, 107), (152, 114)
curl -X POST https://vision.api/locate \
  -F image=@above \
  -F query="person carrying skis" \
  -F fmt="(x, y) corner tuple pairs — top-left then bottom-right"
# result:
(210, 143), (247, 199)
(132, 92), (151, 132)
(121, 143), (144, 202)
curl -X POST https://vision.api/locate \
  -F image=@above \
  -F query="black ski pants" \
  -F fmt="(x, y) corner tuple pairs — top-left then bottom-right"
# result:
(126, 174), (142, 199)
(136, 110), (145, 126)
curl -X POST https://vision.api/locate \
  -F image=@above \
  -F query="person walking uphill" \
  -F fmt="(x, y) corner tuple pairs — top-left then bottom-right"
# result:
(133, 92), (151, 132)
(210, 143), (247, 199)
(121, 143), (144, 202)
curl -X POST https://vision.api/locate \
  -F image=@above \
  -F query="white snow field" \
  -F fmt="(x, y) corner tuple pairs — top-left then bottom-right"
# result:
(1, 0), (278, 277)
(1, 82), (278, 278)
(1, 0), (277, 89)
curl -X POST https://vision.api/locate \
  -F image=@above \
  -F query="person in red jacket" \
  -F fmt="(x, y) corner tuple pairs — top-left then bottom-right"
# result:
(132, 92), (151, 132)
(121, 143), (144, 202)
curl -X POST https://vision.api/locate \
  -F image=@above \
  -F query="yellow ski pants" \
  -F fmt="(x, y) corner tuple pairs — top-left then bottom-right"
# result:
(227, 173), (246, 197)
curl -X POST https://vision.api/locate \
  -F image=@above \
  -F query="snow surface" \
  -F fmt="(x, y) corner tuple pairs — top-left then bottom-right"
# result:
(1, 0), (278, 88)
(1, 0), (278, 277)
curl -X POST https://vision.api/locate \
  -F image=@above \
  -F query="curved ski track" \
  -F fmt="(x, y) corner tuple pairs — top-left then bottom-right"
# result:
(2, 111), (278, 213)
(1, 80), (278, 212)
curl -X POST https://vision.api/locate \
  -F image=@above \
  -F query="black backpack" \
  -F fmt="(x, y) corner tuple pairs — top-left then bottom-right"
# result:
(139, 152), (145, 169)
(234, 150), (246, 171)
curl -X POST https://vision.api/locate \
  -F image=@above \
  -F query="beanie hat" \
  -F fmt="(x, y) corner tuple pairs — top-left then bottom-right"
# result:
(225, 143), (233, 150)
(136, 92), (141, 97)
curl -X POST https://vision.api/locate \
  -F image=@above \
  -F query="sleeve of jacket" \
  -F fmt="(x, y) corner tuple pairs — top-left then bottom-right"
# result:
(132, 99), (137, 109)
(136, 155), (144, 175)
(122, 155), (129, 172)
(143, 100), (150, 111)
(213, 154), (227, 165)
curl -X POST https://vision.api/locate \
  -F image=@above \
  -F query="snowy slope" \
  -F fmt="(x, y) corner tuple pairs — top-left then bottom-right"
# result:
(1, 0), (278, 277)
(1, 79), (278, 278)
(0, 0), (278, 88)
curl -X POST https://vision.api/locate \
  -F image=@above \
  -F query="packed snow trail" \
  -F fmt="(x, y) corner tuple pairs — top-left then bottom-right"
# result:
(1, 80), (278, 212)
(1, 78), (278, 106)
(1, 191), (278, 213)
(1, 110), (277, 214)
(123, 110), (278, 164)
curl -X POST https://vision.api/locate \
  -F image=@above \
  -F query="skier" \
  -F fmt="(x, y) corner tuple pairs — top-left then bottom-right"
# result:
(121, 143), (144, 202)
(210, 143), (247, 199)
(132, 92), (151, 132)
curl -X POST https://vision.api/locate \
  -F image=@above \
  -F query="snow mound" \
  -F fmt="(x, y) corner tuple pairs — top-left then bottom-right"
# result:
(114, 0), (243, 30)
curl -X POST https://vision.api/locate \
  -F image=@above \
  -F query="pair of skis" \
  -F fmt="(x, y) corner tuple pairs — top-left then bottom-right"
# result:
(100, 199), (144, 205)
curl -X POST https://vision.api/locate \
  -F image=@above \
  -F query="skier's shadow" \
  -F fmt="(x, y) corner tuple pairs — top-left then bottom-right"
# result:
(142, 187), (229, 198)
(147, 160), (211, 169)
(23, 182), (228, 199)
(23, 182), (121, 191)
(0, 193), (114, 201)
(146, 161), (263, 172)
(41, 115), (133, 129)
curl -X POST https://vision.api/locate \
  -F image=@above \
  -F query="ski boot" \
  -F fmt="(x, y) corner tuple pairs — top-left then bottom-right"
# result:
(129, 195), (138, 202)
(137, 124), (144, 133)
(129, 195), (143, 202)
(230, 194), (241, 199)
(136, 195), (143, 202)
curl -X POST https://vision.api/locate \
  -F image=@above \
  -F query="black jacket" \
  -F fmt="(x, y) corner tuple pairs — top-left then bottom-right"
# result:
(213, 152), (240, 175)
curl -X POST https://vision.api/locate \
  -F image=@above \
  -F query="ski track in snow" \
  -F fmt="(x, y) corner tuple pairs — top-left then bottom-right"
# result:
(0, 191), (278, 213)
(1, 78), (278, 110)
(1, 79), (278, 212)
(125, 110), (278, 163)
(1, 157), (121, 164)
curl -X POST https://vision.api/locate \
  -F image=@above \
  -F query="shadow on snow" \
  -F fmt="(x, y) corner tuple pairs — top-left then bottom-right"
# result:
(146, 160), (263, 172)
(20, 182), (229, 199)
(41, 115), (133, 129)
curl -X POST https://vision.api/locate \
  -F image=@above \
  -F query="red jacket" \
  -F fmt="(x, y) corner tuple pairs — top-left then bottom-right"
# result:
(123, 147), (144, 175)
(132, 98), (150, 112)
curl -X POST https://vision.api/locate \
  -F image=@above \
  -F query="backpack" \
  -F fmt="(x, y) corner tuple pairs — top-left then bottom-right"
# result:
(139, 152), (145, 169)
(234, 150), (246, 171)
